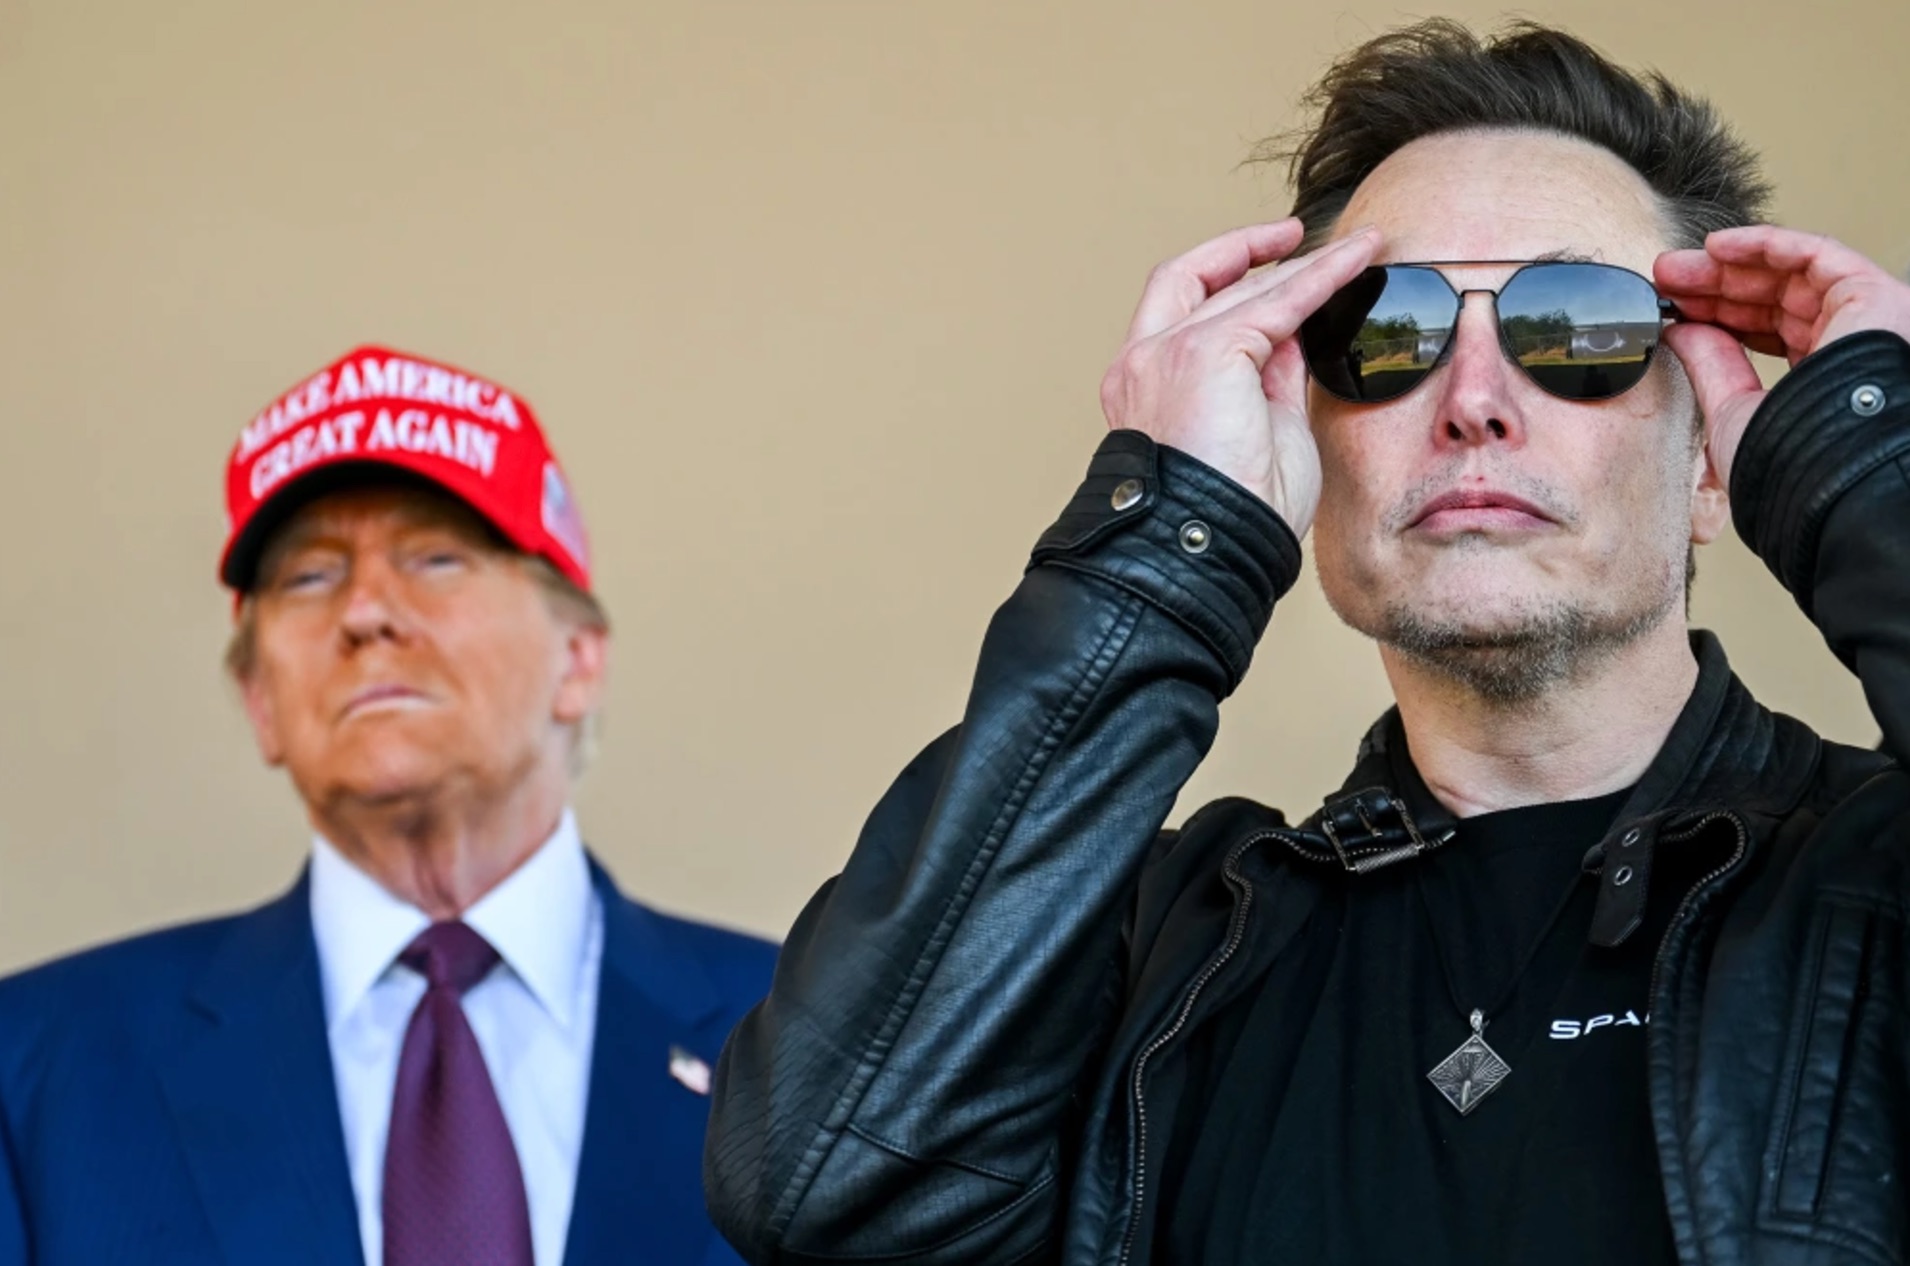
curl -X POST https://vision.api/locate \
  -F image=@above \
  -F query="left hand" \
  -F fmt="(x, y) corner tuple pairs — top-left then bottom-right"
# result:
(1654, 226), (1910, 488)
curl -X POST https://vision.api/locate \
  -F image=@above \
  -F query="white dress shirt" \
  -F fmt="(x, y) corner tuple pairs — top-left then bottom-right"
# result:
(310, 810), (605, 1266)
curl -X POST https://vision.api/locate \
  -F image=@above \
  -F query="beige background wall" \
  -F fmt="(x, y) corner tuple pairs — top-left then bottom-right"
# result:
(2, 0), (1903, 971)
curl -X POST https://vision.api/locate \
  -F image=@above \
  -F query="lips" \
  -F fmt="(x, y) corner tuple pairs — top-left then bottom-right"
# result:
(1408, 487), (1557, 531)
(338, 683), (431, 719)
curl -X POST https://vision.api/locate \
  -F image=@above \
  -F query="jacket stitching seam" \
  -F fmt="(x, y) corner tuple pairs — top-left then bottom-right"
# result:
(1787, 433), (1910, 606)
(1039, 559), (1248, 689)
(842, 1122), (1033, 1187)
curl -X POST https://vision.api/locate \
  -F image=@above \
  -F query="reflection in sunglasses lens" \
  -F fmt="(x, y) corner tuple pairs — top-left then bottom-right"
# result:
(1302, 267), (1457, 403)
(1303, 260), (1667, 404)
(1495, 262), (1661, 400)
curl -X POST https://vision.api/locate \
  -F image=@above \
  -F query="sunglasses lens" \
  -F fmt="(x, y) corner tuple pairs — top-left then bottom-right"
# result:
(1497, 262), (1663, 400)
(1302, 266), (1458, 403)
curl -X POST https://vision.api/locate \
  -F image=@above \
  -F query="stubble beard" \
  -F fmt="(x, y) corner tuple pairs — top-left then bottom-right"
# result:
(1335, 450), (1694, 707)
(1377, 587), (1677, 705)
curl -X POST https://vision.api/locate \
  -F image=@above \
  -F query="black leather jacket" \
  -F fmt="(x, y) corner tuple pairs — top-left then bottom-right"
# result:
(707, 331), (1910, 1265)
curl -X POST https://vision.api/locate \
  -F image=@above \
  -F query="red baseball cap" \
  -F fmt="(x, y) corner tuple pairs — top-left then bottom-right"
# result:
(220, 345), (591, 592)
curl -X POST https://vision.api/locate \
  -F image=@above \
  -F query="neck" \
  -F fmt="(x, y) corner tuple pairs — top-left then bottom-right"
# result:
(1381, 621), (1698, 819)
(309, 764), (571, 920)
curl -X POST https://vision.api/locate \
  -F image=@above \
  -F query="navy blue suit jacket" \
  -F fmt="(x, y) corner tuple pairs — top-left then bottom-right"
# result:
(0, 860), (776, 1265)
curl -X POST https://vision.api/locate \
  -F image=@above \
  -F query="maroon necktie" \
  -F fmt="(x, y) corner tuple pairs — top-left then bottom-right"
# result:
(382, 921), (534, 1266)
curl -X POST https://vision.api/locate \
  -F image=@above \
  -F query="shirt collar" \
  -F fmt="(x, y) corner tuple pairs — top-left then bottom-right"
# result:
(461, 809), (593, 1031)
(308, 808), (594, 1034)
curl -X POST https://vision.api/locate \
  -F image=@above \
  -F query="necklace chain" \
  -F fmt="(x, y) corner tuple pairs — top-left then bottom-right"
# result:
(1414, 855), (1591, 1115)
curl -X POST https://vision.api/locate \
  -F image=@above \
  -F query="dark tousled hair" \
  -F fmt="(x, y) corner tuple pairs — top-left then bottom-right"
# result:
(1257, 19), (1770, 250)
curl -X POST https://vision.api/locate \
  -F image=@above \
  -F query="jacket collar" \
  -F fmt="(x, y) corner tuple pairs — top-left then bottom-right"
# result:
(160, 873), (365, 1266)
(562, 860), (736, 1266)
(1310, 630), (1821, 836)
(1276, 632), (1823, 943)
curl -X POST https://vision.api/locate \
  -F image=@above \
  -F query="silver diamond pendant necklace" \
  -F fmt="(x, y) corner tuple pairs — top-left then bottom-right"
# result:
(1415, 868), (1587, 1116)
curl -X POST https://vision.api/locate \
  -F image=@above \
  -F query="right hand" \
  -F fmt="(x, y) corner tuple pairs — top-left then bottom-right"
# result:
(1099, 219), (1382, 537)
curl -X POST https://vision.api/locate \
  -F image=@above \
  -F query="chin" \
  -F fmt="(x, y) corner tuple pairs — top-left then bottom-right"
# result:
(1324, 552), (1563, 644)
(1394, 583), (1564, 642)
(308, 736), (460, 807)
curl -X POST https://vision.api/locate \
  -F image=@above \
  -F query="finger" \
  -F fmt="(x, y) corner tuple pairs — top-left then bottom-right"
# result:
(1706, 298), (1827, 359)
(1653, 248), (1724, 295)
(1716, 265), (1787, 306)
(1171, 227), (1383, 331)
(1663, 283), (1789, 356)
(1702, 226), (1888, 295)
(1777, 272), (1826, 322)
(1706, 313), (1790, 358)
(1261, 337), (1306, 403)
(1703, 225), (1857, 271)
(1126, 219), (1306, 342)
(1665, 323), (1764, 406)
(1656, 252), (1794, 309)
(1708, 298), (1782, 334)
(1179, 227), (1383, 360)
(1776, 311), (1821, 360)
(1663, 322), (1768, 485)
(1663, 322), (1764, 425)
(1662, 291), (1720, 322)
(1668, 294), (1792, 358)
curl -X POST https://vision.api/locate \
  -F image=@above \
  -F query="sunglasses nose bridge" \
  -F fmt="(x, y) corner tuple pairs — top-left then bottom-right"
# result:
(1444, 289), (1510, 362)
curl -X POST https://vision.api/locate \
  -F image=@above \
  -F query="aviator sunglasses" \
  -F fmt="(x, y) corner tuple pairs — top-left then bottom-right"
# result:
(1299, 259), (1678, 404)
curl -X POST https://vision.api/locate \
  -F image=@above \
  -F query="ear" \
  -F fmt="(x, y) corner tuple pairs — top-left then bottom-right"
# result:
(1688, 438), (1731, 546)
(551, 623), (610, 726)
(237, 664), (288, 767)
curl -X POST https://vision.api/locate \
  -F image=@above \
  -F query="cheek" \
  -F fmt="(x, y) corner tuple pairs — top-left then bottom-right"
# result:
(1314, 418), (1404, 538)
(1575, 413), (1693, 550)
(254, 639), (327, 731)
(440, 619), (566, 733)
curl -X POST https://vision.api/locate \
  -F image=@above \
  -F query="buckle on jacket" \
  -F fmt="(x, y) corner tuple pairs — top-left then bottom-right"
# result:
(1317, 787), (1455, 875)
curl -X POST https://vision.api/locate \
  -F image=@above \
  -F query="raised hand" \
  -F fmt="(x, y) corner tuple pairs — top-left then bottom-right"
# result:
(1100, 219), (1382, 537)
(1655, 227), (1910, 488)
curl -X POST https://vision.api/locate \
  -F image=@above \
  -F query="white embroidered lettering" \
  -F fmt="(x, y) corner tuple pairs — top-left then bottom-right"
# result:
(489, 390), (522, 430)
(360, 357), (397, 397)
(420, 367), (453, 405)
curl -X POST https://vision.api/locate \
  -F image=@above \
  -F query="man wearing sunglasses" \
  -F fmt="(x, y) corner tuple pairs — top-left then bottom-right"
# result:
(706, 20), (1910, 1266)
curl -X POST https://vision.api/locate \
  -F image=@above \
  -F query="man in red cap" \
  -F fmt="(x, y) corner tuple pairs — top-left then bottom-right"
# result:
(0, 346), (775, 1266)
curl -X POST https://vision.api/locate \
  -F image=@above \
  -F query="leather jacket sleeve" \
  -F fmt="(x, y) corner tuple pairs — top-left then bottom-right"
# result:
(704, 431), (1301, 1265)
(1730, 330), (1910, 760)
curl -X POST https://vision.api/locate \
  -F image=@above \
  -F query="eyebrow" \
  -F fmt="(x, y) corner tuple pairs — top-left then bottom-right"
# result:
(1397, 249), (1602, 266)
(257, 504), (496, 581)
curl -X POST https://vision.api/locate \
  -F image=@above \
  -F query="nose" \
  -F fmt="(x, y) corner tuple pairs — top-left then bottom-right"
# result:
(337, 557), (410, 648)
(1429, 292), (1528, 451)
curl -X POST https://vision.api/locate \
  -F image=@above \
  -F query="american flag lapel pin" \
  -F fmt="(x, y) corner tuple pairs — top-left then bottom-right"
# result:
(668, 1045), (712, 1096)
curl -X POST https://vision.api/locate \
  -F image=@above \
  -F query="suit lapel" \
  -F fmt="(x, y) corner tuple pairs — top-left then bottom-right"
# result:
(564, 866), (732, 1266)
(157, 873), (363, 1266)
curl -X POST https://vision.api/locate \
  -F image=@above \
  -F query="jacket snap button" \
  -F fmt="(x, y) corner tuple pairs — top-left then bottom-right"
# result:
(1110, 478), (1145, 511)
(1179, 521), (1211, 554)
(1621, 828), (1641, 849)
(1613, 865), (1635, 887)
(1850, 384), (1886, 416)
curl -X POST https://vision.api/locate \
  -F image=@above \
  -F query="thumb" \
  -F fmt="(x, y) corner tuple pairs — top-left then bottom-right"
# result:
(1663, 323), (1765, 489)
(1261, 337), (1305, 403)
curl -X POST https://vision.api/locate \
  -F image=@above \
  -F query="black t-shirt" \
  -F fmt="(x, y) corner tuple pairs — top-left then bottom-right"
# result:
(1160, 766), (1692, 1265)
